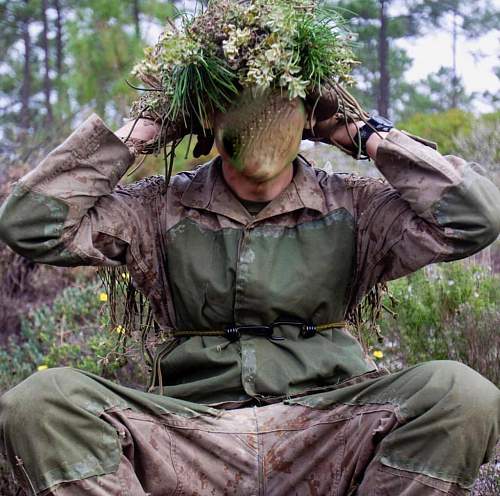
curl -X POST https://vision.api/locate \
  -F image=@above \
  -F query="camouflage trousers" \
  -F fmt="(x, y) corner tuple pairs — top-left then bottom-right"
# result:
(1, 361), (498, 496)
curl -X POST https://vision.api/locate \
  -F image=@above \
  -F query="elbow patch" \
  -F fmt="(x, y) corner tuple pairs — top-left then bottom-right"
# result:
(0, 184), (80, 264)
(432, 165), (500, 256)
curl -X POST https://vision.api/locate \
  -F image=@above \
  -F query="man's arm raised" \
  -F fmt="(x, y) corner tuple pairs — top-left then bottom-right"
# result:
(328, 119), (500, 308)
(0, 115), (160, 267)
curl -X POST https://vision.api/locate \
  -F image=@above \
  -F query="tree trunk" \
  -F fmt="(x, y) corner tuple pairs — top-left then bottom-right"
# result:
(20, 2), (32, 130)
(377, 0), (390, 117)
(53, 0), (67, 112)
(41, 0), (53, 124)
(54, 0), (63, 78)
(133, 0), (140, 38)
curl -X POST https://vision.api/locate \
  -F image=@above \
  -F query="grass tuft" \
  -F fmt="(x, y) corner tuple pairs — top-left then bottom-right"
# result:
(131, 0), (357, 127)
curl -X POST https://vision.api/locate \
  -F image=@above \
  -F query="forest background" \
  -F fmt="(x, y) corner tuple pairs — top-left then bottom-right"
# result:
(0, 0), (499, 494)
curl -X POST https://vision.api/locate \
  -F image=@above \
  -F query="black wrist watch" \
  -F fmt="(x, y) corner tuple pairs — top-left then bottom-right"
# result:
(354, 115), (393, 159)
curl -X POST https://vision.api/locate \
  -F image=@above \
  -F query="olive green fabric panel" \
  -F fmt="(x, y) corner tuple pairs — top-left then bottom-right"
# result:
(160, 328), (373, 404)
(165, 218), (240, 329)
(166, 209), (355, 329)
(0, 183), (82, 266)
(244, 327), (373, 397)
(432, 163), (500, 258)
(161, 209), (374, 404)
(0, 367), (217, 494)
(158, 337), (247, 404)
(288, 360), (500, 489)
(235, 209), (355, 325)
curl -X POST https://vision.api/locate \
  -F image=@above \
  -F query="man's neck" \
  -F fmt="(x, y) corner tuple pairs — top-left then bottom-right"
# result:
(221, 160), (294, 202)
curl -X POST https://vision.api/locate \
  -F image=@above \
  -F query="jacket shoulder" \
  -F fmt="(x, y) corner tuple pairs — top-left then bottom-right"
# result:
(116, 162), (209, 200)
(116, 175), (166, 199)
(315, 166), (386, 194)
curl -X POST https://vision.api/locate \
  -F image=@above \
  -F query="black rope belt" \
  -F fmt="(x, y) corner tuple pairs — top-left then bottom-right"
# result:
(148, 319), (348, 393)
(171, 318), (348, 341)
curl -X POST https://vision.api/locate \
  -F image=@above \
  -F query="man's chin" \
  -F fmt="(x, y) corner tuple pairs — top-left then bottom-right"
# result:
(239, 163), (291, 184)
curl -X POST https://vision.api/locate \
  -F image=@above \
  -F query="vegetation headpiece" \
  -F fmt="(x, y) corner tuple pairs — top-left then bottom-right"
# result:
(130, 0), (358, 133)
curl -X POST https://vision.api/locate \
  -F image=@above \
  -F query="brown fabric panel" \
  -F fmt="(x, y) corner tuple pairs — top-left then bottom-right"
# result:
(375, 129), (462, 218)
(42, 402), (470, 496)
(345, 172), (498, 310)
(21, 114), (134, 225)
(258, 403), (399, 495)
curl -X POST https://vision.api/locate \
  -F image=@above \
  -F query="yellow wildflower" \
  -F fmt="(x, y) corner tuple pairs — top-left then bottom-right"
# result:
(99, 292), (108, 302)
(373, 350), (384, 359)
(115, 325), (126, 335)
(37, 365), (49, 371)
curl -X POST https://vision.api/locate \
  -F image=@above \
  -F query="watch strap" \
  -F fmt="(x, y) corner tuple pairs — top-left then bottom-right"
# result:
(354, 116), (393, 159)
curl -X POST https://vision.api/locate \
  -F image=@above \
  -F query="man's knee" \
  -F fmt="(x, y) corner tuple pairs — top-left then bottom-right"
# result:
(378, 361), (499, 486)
(0, 367), (79, 436)
(407, 360), (499, 462)
(415, 360), (499, 417)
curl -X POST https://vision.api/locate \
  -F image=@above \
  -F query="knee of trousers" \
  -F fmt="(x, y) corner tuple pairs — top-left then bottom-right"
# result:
(0, 368), (127, 493)
(376, 360), (500, 487)
(406, 360), (500, 453)
(415, 360), (500, 416)
(0, 367), (80, 449)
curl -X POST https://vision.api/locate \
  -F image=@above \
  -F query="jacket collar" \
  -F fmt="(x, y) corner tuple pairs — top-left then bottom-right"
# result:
(181, 155), (327, 224)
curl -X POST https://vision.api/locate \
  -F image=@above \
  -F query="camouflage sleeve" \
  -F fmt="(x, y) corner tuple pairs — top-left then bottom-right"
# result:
(0, 113), (155, 267)
(349, 128), (500, 303)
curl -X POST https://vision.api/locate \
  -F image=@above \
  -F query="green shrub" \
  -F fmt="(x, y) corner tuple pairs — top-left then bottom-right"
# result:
(397, 109), (473, 155)
(0, 279), (146, 394)
(378, 261), (500, 386)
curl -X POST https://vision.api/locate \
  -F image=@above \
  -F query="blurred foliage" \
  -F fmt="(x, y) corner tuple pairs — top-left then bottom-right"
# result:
(0, 0), (177, 165)
(0, 278), (146, 394)
(453, 112), (500, 184)
(129, 133), (218, 182)
(397, 108), (473, 155)
(328, 0), (417, 115)
(327, 0), (498, 118)
(66, 4), (143, 119)
(374, 261), (500, 387)
(397, 67), (473, 121)
(397, 110), (500, 188)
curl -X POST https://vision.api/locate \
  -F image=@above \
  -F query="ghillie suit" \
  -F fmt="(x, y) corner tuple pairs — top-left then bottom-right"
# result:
(101, 0), (387, 377)
(129, 0), (367, 153)
(1, 1), (500, 495)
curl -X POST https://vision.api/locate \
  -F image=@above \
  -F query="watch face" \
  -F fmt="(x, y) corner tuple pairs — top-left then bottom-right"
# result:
(369, 115), (393, 131)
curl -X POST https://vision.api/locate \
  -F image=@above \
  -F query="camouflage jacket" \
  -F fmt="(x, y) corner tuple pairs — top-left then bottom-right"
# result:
(1, 114), (499, 404)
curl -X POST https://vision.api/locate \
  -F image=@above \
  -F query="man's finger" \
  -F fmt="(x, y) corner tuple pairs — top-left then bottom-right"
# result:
(193, 133), (214, 158)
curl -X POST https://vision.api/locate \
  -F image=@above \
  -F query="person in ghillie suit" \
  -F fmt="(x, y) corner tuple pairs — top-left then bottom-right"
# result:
(0, 2), (499, 494)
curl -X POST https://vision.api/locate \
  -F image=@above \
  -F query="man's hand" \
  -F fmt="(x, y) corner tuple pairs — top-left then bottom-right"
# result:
(116, 116), (213, 158)
(329, 120), (389, 160)
(115, 118), (161, 156)
(303, 84), (390, 160)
